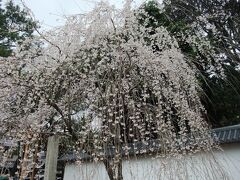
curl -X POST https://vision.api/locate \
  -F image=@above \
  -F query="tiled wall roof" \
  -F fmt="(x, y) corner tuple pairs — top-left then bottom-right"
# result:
(59, 124), (240, 162)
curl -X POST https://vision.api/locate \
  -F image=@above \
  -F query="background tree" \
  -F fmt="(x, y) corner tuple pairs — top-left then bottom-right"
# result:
(0, 0), (37, 57)
(142, 0), (240, 127)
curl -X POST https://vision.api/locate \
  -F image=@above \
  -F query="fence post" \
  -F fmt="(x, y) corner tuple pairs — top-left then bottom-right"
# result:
(44, 135), (59, 180)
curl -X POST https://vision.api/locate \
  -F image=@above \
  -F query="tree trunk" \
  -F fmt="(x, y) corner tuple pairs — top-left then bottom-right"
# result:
(103, 158), (115, 180)
(20, 144), (29, 180)
(30, 140), (40, 180)
(103, 158), (123, 180)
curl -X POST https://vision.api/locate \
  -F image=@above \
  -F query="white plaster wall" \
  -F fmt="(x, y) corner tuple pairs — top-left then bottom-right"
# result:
(63, 143), (240, 180)
(63, 162), (109, 180)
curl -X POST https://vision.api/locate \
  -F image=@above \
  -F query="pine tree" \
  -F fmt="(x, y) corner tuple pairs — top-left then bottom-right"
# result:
(0, 0), (37, 57)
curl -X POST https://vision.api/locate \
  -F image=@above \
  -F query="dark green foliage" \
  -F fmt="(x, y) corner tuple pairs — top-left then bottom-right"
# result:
(0, 0), (37, 57)
(201, 66), (240, 128)
(142, 0), (240, 127)
(163, 0), (240, 65)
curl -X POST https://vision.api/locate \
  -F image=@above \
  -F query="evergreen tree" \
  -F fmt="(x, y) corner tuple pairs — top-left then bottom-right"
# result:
(142, 0), (240, 127)
(0, 0), (37, 57)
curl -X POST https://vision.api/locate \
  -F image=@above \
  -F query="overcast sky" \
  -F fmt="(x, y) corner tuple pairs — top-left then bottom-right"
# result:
(4, 0), (146, 30)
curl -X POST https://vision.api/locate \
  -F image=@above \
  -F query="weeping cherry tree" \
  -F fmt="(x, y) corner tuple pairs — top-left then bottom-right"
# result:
(0, 1), (226, 179)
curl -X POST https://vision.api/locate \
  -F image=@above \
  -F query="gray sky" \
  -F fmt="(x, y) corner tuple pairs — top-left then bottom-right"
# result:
(5, 0), (146, 30)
